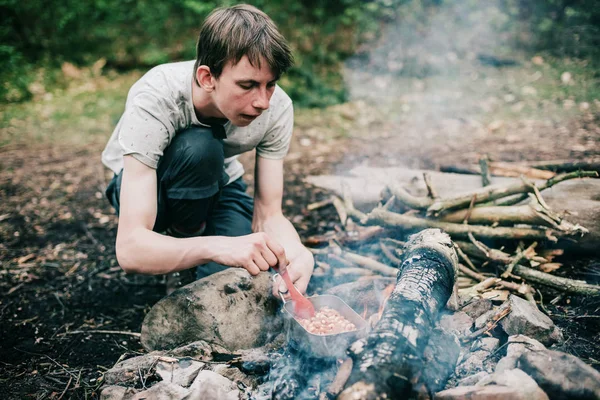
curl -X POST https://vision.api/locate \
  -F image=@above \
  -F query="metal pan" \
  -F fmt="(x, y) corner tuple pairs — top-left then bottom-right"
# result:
(274, 275), (369, 358)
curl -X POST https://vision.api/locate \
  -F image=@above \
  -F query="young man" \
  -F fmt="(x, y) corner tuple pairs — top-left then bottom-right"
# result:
(101, 4), (314, 296)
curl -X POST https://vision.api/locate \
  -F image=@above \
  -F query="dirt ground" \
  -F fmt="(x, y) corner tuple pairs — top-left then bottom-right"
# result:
(1, 104), (599, 399)
(2, 22), (600, 399)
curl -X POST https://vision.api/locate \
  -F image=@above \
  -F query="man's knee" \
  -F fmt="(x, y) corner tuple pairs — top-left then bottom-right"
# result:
(160, 126), (225, 180)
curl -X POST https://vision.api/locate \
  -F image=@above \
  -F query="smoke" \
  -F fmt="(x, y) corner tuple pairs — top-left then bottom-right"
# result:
(340, 0), (528, 169)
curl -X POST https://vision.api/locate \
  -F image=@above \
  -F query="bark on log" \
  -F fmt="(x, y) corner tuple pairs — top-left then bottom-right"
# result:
(339, 229), (459, 399)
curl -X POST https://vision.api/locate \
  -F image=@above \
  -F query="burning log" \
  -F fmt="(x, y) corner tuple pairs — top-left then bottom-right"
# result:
(339, 229), (459, 399)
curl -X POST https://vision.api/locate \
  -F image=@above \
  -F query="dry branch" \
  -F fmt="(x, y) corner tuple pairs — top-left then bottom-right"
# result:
(363, 207), (561, 241)
(426, 170), (598, 215)
(455, 240), (600, 297)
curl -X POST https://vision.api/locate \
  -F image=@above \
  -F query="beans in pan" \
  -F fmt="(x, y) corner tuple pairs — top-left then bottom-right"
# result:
(297, 306), (356, 335)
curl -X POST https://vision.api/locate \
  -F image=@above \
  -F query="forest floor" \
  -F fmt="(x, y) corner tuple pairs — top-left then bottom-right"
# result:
(1, 25), (600, 399)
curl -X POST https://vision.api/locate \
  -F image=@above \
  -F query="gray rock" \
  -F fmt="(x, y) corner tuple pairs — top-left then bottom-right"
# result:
(500, 295), (563, 346)
(474, 300), (509, 330)
(141, 269), (283, 351)
(471, 337), (500, 353)
(435, 384), (534, 399)
(458, 371), (489, 386)
(211, 364), (259, 389)
(461, 298), (494, 320)
(100, 385), (138, 400)
(167, 340), (230, 360)
(187, 370), (240, 400)
(457, 350), (493, 376)
(476, 368), (549, 400)
(131, 381), (190, 399)
(518, 349), (600, 400)
(495, 335), (547, 373)
(495, 355), (519, 373)
(440, 311), (474, 338)
(506, 334), (546, 357)
(103, 353), (164, 386)
(155, 358), (204, 387)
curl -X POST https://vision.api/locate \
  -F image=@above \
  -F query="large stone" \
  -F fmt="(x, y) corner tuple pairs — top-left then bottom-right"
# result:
(155, 358), (204, 387)
(496, 335), (547, 373)
(141, 269), (283, 351)
(500, 296), (563, 346)
(518, 349), (600, 400)
(103, 353), (164, 386)
(477, 368), (549, 400)
(440, 311), (474, 338)
(187, 370), (239, 400)
(131, 381), (190, 399)
(435, 384), (537, 400)
(461, 298), (494, 320)
(100, 385), (138, 400)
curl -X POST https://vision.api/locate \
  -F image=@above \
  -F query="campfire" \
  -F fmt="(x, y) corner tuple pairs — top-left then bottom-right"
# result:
(98, 166), (600, 400)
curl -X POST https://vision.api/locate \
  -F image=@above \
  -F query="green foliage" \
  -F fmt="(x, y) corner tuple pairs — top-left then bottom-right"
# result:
(1, 0), (599, 106)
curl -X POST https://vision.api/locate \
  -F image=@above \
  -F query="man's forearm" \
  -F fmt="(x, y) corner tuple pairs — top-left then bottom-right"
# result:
(116, 228), (220, 275)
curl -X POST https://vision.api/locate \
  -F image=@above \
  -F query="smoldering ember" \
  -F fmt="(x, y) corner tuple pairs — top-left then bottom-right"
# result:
(97, 167), (600, 400)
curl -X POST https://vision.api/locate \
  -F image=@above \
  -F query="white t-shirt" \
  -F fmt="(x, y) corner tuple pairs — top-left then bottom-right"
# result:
(101, 60), (294, 184)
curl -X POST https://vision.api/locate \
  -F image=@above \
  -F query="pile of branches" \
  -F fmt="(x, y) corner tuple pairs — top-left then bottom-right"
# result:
(304, 169), (600, 302)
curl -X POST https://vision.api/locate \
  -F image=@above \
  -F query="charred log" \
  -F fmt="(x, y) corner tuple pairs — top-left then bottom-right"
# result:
(339, 229), (458, 399)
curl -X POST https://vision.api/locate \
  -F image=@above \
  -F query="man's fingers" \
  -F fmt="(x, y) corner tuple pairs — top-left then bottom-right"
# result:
(245, 261), (261, 276)
(260, 249), (278, 268)
(264, 237), (287, 269)
(254, 256), (270, 272)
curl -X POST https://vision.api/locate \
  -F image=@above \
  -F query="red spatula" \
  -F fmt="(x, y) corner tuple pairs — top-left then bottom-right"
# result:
(275, 264), (315, 319)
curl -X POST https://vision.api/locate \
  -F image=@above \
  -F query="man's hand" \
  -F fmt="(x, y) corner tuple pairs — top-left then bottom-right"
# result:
(211, 232), (287, 276)
(272, 248), (314, 298)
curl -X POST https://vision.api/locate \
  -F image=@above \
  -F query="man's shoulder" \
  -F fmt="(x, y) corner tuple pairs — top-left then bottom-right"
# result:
(130, 61), (194, 97)
(272, 84), (292, 108)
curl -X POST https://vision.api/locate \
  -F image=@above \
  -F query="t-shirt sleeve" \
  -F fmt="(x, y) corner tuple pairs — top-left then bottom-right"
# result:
(256, 101), (294, 160)
(116, 92), (173, 169)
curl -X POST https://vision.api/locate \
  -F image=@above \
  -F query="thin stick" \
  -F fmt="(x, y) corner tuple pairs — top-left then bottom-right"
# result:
(307, 198), (333, 211)
(426, 170), (598, 215)
(455, 244), (479, 272)
(502, 242), (537, 278)
(479, 155), (491, 187)
(462, 305), (511, 342)
(340, 251), (398, 276)
(58, 330), (141, 338)
(331, 195), (348, 226)
(423, 172), (438, 199)
(364, 208), (560, 241)
(58, 376), (73, 400)
(379, 241), (403, 267)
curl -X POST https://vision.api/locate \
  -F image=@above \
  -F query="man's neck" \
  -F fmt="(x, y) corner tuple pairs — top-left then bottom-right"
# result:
(191, 80), (226, 124)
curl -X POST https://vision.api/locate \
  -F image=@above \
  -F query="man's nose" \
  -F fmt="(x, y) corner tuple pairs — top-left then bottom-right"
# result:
(252, 87), (270, 111)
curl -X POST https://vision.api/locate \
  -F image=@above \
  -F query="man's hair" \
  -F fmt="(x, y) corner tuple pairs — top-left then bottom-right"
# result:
(194, 4), (293, 80)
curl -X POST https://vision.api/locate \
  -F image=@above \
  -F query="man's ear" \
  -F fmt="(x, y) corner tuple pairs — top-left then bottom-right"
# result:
(196, 66), (215, 92)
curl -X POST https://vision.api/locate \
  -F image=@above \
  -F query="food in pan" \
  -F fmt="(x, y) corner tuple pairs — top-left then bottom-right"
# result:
(297, 306), (357, 335)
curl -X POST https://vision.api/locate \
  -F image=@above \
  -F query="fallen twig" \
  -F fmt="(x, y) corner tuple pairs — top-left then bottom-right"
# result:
(426, 170), (598, 215)
(340, 251), (397, 277)
(362, 207), (561, 241)
(58, 330), (141, 338)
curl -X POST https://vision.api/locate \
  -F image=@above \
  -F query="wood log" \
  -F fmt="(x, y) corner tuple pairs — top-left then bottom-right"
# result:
(305, 166), (600, 252)
(339, 229), (459, 399)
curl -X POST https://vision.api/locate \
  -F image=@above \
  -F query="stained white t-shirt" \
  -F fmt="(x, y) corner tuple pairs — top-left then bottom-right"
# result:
(101, 60), (294, 184)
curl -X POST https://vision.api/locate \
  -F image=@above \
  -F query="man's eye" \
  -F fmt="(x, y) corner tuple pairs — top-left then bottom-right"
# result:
(239, 83), (253, 90)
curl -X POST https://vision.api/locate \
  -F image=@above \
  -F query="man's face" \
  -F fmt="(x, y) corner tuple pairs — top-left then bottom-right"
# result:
(211, 55), (277, 127)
